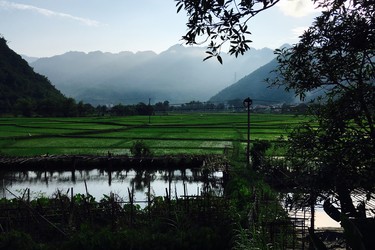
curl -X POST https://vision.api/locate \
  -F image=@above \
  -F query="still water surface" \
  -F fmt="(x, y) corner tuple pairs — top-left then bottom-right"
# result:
(1, 168), (339, 228)
(1, 169), (224, 202)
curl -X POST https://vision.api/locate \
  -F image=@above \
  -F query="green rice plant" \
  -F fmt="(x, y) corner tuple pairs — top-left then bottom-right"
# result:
(0, 113), (309, 157)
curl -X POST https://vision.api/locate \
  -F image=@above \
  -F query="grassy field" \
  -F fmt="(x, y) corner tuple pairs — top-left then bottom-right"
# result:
(0, 113), (310, 157)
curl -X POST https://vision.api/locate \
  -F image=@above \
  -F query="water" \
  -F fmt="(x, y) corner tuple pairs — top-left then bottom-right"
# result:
(1, 168), (341, 228)
(1, 169), (224, 203)
(287, 206), (340, 229)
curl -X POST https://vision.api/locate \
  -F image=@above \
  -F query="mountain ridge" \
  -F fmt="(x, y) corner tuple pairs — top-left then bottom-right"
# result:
(209, 58), (296, 104)
(30, 44), (276, 105)
(0, 37), (70, 116)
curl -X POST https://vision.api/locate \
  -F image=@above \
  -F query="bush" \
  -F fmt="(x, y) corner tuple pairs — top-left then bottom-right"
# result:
(250, 140), (270, 169)
(130, 140), (153, 157)
(0, 231), (40, 250)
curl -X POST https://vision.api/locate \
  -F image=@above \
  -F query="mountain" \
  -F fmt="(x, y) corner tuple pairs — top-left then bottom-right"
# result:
(21, 55), (39, 64)
(0, 37), (67, 115)
(209, 58), (296, 104)
(30, 45), (276, 105)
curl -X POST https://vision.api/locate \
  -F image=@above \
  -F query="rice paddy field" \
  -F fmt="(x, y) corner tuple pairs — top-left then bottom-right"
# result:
(0, 113), (311, 156)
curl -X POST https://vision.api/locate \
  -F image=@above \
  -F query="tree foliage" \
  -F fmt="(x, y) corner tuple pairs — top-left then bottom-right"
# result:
(175, 0), (280, 62)
(175, 0), (367, 62)
(177, 0), (375, 242)
(130, 140), (153, 158)
(271, 0), (375, 221)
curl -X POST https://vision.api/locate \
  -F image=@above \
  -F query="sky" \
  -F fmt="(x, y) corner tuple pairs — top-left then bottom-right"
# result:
(0, 0), (321, 58)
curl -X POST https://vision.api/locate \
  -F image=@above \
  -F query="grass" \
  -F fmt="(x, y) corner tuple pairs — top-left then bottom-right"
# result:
(0, 113), (311, 157)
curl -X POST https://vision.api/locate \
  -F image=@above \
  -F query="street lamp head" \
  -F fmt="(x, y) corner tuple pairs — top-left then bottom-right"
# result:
(243, 97), (253, 108)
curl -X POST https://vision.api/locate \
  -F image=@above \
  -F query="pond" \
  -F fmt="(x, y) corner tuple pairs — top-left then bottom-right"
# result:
(1, 167), (340, 229)
(1, 168), (224, 204)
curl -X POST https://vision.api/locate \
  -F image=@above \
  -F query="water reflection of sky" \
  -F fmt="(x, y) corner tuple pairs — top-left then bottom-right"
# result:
(288, 207), (340, 228)
(1, 169), (342, 229)
(1, 169), (224, 203)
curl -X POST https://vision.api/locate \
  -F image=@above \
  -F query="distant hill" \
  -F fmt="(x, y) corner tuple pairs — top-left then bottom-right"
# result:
(30, 45), (276, 105)
(0, 37), (68, 115)
(21, 55), (39, 64)
(209, 58), (296, 105)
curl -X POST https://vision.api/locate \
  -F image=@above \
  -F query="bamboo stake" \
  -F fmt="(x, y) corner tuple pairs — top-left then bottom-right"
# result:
(147, 179), (151, 218)
(2, 179), (5, 199)
(84, 179), (89, 196)
(128, 187), (134, 226)
(5, 187), (67, 237)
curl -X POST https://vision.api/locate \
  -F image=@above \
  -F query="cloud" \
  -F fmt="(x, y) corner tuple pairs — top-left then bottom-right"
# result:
(0, 0), (101, 27)
(277, 0), (320, 17)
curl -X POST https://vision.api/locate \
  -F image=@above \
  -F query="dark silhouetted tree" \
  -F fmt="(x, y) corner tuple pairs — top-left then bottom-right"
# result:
(111, 104), (133, 116)
(268, 2), (374, 246)
(14, 98), (35, 117)
(176, 0), (281, 62)
(154, 100), (170, 112)
(135, 102), (153, 116)
(130, 140), (153, 157)
(178, 0), (375, 247)
(61, 98), (78, 117)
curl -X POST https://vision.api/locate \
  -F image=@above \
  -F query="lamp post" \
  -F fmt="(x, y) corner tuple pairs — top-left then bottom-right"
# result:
(243, 97), (252, 165)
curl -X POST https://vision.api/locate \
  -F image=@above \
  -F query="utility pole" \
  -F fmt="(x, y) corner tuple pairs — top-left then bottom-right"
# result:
(148, 98), (151, 124)
(243, 97), (252, 166)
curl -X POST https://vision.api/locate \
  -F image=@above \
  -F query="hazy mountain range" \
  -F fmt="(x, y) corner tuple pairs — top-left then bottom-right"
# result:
(27, 45), (280, 105)
(210, 58), (296, 104)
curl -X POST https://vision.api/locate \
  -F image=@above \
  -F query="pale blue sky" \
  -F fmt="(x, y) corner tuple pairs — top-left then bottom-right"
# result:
(0, 0), (320, 57)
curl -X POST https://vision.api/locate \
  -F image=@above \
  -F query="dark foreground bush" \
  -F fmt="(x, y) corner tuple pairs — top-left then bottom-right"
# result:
(62, 226), (224, 250)
(0, 231), (40, 250)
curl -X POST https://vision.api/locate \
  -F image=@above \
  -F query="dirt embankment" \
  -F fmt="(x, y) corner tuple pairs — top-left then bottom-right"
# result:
(0, 154), (210, 171)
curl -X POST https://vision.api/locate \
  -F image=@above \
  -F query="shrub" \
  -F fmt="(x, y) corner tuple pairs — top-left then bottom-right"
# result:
(0, 230), (39, 250)
(130, 140), (153, 157)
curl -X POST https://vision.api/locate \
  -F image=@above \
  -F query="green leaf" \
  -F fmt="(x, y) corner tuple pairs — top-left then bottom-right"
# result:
(217, 55), (223, 64)
(177, 4), (183, 13)
(203, 55), (213, 61)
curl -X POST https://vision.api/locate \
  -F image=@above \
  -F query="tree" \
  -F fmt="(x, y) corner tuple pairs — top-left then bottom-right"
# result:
(135, 102), (153, 116)
(154, 100), (170, 112)
(268, 1), (375, 243)
(130, 140), (153, 157)
(176, 0), (280, 62)
(14, 98), (35, 117)
(176, 0), (359, 62)
(96, 105), (108, 116)
(110, 104), (133, 116)
(77, 101), (95, 116)
(36, 97), (63, 117)
(61, 98), (78, 117)
(178, 0), (375, 246)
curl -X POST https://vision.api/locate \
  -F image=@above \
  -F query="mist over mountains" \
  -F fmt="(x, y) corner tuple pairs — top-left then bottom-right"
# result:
(210, 58), (296, 104)
(29, 45), (277, 105)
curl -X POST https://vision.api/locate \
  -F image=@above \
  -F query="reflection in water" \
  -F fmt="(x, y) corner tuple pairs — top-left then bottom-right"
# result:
(1, 169), (224, 202)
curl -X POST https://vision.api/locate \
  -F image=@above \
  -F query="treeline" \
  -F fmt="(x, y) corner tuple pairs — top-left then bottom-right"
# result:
(97, 100), (228, 116)
(81, 100), (225, 117)
(5, 98), (309, 117)
(5, 99), (228, 117)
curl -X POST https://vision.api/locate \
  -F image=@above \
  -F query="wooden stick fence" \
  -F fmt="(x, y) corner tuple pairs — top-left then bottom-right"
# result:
(1, 178), (227, 240)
